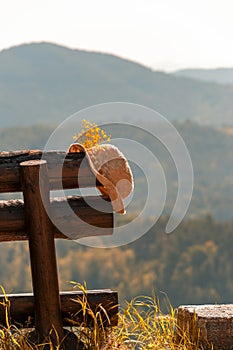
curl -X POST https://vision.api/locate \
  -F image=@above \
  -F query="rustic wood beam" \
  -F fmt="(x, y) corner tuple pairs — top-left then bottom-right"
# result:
(20, 159), (64, 345)
(0, 195), (113, 241)
(0, 290), (118, 327)
(0, 150), (101, 192)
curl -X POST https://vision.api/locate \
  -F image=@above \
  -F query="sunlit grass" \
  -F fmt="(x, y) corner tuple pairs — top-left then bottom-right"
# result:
(0, 283), (203, 349)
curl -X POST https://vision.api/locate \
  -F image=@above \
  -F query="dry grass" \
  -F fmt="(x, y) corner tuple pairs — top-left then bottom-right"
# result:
(0, 284), (203, 350)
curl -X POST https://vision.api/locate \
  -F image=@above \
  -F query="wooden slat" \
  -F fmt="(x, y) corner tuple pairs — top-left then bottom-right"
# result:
(0, 150), (101, 192)
(0, 196), (113, 242)
(0, 290), (118, 327)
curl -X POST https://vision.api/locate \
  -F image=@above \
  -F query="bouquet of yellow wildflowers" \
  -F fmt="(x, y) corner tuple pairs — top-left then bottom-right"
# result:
(70, 119), (133, 214)
(73, 119), (111, 149)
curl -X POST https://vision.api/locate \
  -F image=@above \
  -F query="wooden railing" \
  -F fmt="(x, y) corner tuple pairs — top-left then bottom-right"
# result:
(0, 150), (118, 348)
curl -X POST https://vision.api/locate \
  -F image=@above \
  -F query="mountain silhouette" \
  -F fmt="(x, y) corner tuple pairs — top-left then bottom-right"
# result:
(174, 67), (233, 85)
(0, 42), (233, 126)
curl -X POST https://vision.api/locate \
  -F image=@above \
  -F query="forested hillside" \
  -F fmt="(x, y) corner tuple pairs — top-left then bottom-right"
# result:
(1, 43), (233, 126)
(1, 215), (233, 308)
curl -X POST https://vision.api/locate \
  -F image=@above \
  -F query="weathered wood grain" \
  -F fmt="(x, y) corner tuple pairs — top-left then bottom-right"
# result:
(176, 304), (233, 350)
(0, 150), (101, 192)
(20, 159), (64, 344)
(0, 290), (118, 327)
(0, 195), (113, 241)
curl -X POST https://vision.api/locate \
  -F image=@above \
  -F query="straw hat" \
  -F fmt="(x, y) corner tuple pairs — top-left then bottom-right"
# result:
(68, 143), (134, 214)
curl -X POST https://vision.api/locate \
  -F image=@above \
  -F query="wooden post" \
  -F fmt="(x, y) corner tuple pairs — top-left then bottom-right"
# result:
(20, 160), (64, 346)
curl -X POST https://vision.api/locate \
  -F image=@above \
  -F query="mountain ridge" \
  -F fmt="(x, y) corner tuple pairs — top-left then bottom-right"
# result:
(1, 42), (233, 126)
(173, 67), (233, 84)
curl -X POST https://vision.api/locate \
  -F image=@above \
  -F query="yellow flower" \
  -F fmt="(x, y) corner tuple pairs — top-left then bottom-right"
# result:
(73, 119), (111, 149)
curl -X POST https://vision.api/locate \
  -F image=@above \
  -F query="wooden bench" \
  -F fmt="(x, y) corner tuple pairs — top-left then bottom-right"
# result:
(0, 150), (118, 348)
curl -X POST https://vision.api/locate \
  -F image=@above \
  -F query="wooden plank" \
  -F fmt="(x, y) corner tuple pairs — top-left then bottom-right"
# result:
(0, 196), (113, 241)
(20, 159), (64, 345)
(0, 150), (101, 192)
(0, 290), (118, 327)
(176, 304), (233, 350)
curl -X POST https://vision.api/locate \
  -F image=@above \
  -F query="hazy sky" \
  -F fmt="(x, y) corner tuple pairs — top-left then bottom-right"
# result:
(1, 0), (233, 71)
